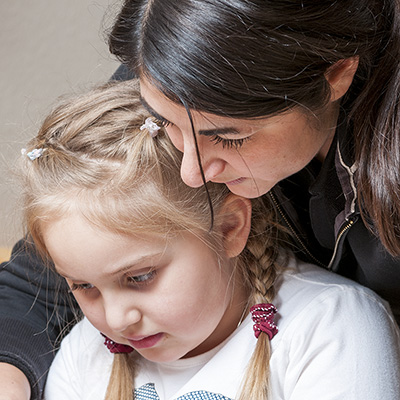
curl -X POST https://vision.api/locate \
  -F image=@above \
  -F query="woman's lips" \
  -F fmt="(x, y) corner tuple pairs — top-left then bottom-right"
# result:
(225, 177), (246, 185)
(127, 333), (164, 349)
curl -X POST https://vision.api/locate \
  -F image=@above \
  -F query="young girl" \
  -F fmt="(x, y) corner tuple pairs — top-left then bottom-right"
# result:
(19, 81), (400, 400)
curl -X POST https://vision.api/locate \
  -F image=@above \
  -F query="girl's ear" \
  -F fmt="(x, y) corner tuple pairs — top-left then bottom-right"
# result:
(325, 57), (359, 102)
(220, 194), (252, 258)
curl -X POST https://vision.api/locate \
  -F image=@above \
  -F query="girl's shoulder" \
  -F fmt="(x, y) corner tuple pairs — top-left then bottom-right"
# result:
(45, 318), (113, 399)
(277, 256), (390, 305)
(268, 258), (400, 399)
(61, 317), (108, 355)
(273, 257), (398, 340)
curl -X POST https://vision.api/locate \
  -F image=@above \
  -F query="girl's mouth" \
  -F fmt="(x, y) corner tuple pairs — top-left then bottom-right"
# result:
(127, 332), (164, 349)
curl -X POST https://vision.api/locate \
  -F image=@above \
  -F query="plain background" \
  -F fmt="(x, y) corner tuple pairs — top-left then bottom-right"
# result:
(0, 1), (120, 249)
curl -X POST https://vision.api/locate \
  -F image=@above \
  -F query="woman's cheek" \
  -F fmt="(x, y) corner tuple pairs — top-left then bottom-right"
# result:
(165, 126), (184, 152)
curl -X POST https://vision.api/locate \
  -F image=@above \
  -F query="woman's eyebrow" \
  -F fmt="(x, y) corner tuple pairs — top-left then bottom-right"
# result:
(140, 96), (171, 124)
(198, 127), (241, 137)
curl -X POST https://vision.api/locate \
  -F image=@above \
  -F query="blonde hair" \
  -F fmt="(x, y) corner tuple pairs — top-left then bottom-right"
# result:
(20, 80), (288, 399)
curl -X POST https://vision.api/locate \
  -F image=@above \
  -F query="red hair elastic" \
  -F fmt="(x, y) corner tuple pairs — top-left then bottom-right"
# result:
(250, 303), (278, 340)
(101, 333), (134, 354)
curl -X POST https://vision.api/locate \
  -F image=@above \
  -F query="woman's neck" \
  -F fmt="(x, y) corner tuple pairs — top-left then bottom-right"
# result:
(315, 102), (340, 162)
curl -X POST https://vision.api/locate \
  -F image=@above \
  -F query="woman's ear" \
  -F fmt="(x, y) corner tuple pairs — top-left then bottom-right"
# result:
(325, 57), (359, 102)
(220, 194), (252, 258)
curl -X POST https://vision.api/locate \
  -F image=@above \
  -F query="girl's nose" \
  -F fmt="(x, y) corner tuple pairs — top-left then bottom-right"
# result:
(104, 298), (142, 333)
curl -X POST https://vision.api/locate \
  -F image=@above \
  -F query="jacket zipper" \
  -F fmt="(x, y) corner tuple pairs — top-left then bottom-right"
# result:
(269, 191), (327, 268)
(327, 217), (356, 270)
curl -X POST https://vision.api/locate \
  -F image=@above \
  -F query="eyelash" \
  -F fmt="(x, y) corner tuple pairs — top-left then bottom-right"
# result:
(154, 117), (171, 128)
(127, 270), (156, 286)
(69, 271), (157, 292)
(210, 136), (249, 149)
(70, 282), (94, 292)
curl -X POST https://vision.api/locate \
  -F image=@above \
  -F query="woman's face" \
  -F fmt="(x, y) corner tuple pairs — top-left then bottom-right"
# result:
(140, 77), (339, 199)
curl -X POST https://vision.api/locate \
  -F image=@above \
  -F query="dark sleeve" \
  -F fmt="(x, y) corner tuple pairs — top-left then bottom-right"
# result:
(0, 240), (78, 400)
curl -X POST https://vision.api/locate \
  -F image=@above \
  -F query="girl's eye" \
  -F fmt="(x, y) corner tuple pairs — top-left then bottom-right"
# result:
(127, 270), (156, 286)
(209, 135), (249, 149)
(70, 282), (95, 292)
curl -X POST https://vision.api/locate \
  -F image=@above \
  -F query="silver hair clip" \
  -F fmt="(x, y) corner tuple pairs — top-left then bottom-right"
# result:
(21, 148), (46, 161)
(140, 117), (161, 138)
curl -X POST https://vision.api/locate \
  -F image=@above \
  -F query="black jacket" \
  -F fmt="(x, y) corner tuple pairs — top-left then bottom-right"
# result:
(273, 110), (400, 322)
(0, 65), (399, 399)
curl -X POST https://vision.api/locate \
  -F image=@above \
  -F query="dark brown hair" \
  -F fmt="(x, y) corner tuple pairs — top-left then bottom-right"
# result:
(109, 0), (400, 255)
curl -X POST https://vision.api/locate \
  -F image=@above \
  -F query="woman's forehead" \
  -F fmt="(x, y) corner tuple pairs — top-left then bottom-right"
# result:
(139, 76), (283, 134)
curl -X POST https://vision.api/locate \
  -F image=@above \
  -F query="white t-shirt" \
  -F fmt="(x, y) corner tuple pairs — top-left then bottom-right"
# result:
(44, 259), (400, 399)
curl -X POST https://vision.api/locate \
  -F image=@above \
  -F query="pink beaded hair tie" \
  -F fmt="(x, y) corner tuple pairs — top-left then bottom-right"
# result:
(101, 333), (134, 354)
(250, 303), (279, 340)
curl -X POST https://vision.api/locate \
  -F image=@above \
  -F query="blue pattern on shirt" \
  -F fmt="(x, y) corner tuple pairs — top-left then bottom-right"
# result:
(134, 383), (232, 400)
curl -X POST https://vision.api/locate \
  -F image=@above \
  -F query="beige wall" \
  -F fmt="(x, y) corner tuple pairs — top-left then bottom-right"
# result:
(0, 1), (120, 248)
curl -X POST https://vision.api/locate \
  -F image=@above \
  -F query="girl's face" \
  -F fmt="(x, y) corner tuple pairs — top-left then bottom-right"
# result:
(43, 213), (247, 362)
(140, 78), (339, 199)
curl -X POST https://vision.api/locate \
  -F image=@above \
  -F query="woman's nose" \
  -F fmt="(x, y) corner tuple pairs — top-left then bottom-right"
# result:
(180, 142), (225, 188)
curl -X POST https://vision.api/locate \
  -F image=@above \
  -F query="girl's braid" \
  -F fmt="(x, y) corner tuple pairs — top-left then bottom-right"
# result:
(237, 195), (289, 400)
(240, 195), (286, 303)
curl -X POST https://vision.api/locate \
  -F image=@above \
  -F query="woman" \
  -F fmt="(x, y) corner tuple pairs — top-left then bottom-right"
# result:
(108, 0), (400, 320)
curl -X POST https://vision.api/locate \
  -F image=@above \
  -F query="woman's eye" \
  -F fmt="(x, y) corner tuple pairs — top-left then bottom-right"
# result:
(127, 270), (156, 286)
(70, 282), (95, 292)
(154, 117), (171, 128)
(210, 135), (249, 149)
